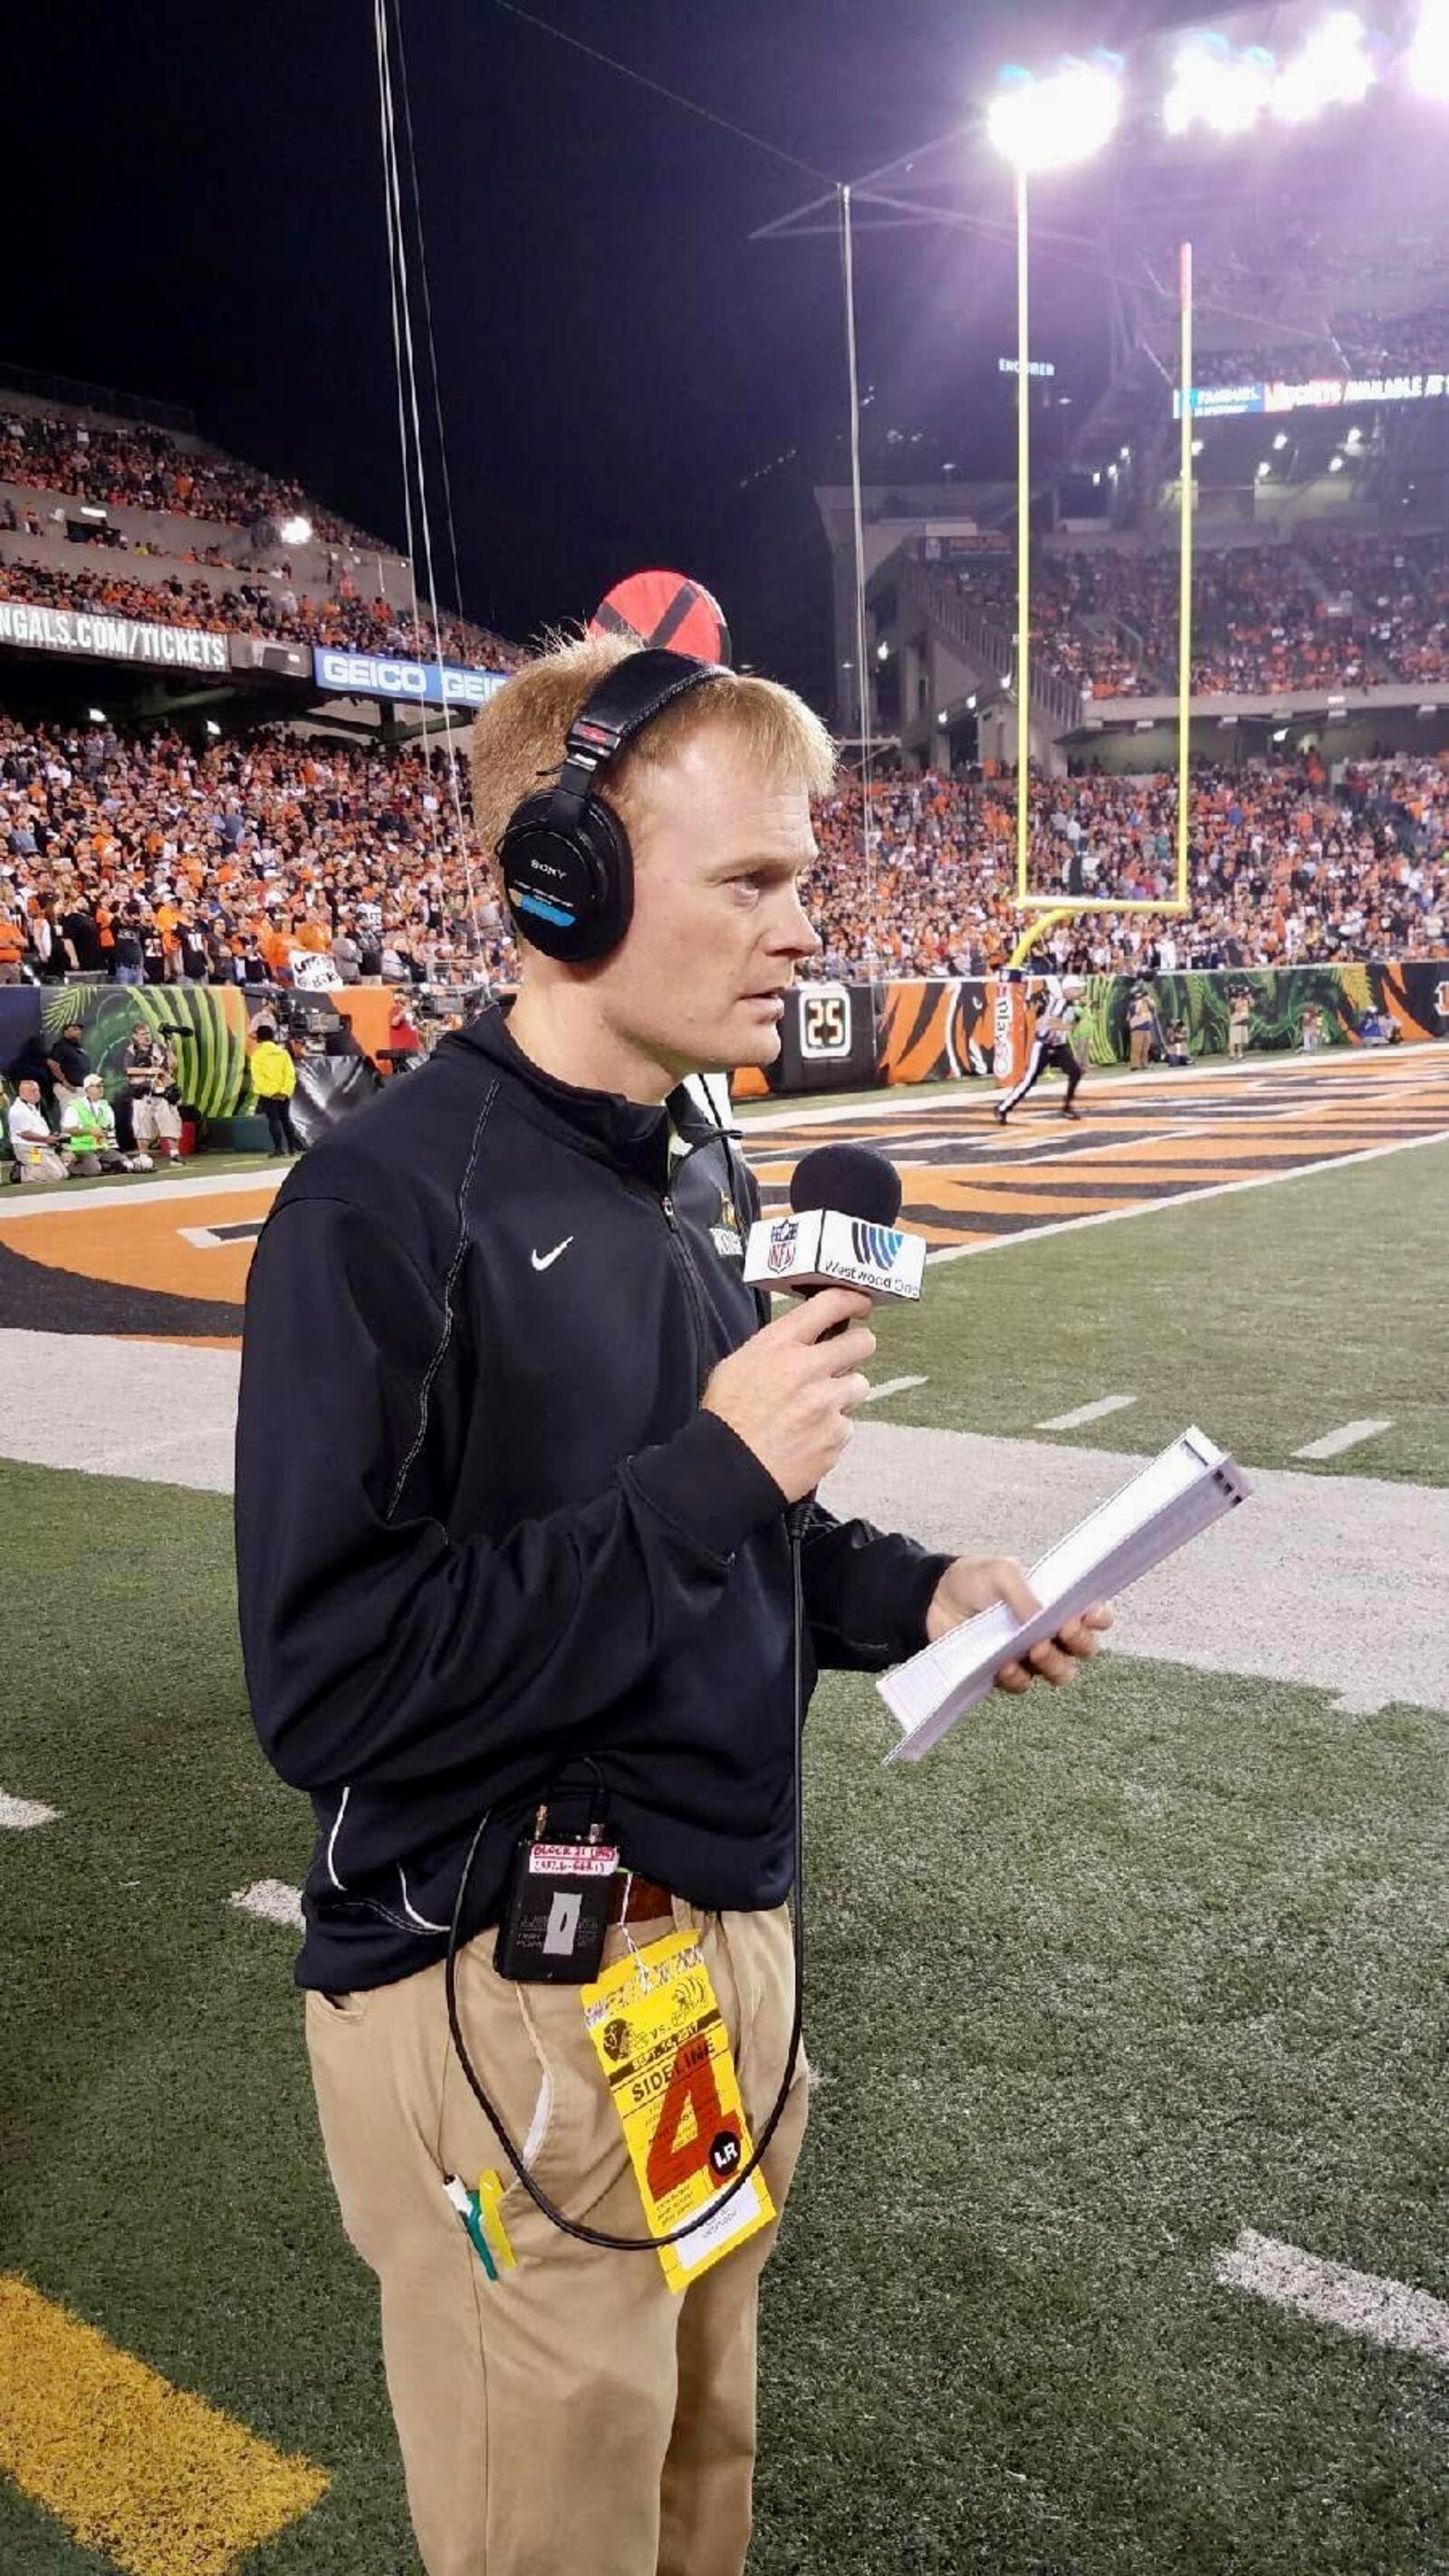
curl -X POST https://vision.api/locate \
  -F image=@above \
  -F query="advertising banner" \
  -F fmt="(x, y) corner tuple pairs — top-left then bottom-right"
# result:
(0, 597), (229, 673)
(1176, 370), (1449, 422)
(311, 647), (510, 710)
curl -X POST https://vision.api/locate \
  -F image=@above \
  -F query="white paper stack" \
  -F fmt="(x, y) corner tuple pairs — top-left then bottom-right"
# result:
(878, 1427), (1252, 1764)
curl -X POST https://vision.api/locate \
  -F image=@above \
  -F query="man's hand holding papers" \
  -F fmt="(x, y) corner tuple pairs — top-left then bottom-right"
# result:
(926, 1558), (1114, 1695)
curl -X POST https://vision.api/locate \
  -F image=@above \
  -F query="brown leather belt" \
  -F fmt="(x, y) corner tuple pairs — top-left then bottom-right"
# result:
(606, 1871), (674, 1926)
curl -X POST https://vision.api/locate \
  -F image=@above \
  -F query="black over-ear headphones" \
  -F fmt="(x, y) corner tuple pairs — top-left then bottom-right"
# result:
(495, 647), (727, 964)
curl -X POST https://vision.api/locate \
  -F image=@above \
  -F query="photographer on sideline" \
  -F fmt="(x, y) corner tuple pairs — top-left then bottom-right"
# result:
(126, 1024), (184, 1161)
(235, 635), (1111, 2576)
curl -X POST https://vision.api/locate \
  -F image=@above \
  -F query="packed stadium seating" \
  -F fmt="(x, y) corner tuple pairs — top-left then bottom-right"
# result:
(950, 532), (1449, 697)
(0, 405), (376, 547)
(0, 716), (515, 995)
(808, 759), (1448, 976)
(2, 711), (1444, 995)
(0, 558), (519, 676)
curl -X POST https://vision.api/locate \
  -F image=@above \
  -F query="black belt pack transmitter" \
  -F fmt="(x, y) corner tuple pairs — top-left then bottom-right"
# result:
(494, 1798), (619, 1985)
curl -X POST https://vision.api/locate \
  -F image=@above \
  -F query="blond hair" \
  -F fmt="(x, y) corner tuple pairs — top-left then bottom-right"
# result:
(468, 631), (836, 867)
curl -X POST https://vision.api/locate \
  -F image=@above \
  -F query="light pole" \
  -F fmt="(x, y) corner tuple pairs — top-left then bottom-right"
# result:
(987, 60), (1122, 913)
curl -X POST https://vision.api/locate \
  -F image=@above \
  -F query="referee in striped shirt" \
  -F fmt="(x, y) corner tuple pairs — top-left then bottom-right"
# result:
(994, 975), (1086, 1125)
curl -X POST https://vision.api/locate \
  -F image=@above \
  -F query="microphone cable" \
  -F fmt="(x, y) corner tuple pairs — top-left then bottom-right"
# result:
(442, 1514), (808, 2253)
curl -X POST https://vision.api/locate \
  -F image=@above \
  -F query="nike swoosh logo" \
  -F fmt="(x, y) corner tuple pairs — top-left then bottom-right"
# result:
(530, 1237), (573, 1273)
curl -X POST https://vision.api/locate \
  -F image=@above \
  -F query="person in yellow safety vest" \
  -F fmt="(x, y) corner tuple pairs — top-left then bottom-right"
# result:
(250, 1023), (302, 1158)
(60, 1074), (139, 1176)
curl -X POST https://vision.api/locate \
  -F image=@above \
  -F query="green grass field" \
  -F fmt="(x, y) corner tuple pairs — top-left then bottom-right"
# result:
(866, 1140), (1449, 1487)
(1, 1450), (1445, 2576)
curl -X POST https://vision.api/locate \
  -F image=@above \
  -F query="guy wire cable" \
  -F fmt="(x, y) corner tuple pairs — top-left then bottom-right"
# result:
(375, 0), (485, 960)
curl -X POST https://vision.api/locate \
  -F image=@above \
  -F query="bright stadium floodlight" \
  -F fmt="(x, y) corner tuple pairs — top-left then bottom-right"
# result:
(1164, 32), (1274, 136)
(206, 718), (222, 736)
(1271, 12), (1376, 123)
(278, 514), (312, 546)
(1192, 436), (1205, 456)
(1273, 430), (1289, 449)
(1407, 0), (1449, 97)
(987, 57), (1123, 171)
(1329, 451), (1347, 470)
(1257, 459), (1272, 477)
(876, 639), (890, 662)
(87, 707), (105, 723)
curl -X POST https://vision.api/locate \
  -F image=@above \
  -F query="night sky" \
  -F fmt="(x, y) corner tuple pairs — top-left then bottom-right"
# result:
(10, 0), (1185, 646)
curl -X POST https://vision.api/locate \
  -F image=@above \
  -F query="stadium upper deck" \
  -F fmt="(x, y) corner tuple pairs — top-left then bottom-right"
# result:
(0, 383), (521, 727)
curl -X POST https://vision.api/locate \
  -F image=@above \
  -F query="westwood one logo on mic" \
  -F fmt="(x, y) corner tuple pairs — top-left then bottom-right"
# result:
(851, 1219), (905, 1275)
(744, 1207), (926, 1303)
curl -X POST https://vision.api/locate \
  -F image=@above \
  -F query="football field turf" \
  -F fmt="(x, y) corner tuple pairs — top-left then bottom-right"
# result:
(1, 1048), (1445, 2574)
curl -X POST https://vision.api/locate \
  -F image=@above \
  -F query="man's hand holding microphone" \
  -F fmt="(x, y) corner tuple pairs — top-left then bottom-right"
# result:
(707, 1141), (1113, 1702)
(704, 1285), (878, 1497)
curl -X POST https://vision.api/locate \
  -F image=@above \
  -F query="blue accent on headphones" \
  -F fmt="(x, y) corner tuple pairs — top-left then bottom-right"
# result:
(513, 889), (576, 927)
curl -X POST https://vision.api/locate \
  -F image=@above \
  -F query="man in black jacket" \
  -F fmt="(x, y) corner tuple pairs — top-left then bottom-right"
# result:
(235, 635), (1109, 2576)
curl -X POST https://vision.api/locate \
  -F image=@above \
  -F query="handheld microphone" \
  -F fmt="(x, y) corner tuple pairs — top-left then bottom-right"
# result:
(743, 1142), (926, 1304)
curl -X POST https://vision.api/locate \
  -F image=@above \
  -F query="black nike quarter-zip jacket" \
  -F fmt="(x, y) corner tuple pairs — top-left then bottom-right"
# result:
(235, 1004), (952, 1991)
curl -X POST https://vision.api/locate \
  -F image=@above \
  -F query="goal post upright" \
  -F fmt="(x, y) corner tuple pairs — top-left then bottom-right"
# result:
(1177, 236), (1194, 913)
(1001, 245), (1195, 1004)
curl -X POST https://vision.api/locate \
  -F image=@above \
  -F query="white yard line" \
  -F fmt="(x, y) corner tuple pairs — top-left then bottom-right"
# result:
(859, 1375), (928, 1405)
(0, 1167), (282, 1223)
(928, 1126), (1449, 1265)
(1214, 2228), (1449, 2367)
(1035, 1394), (1137, 1432)
(1294, 1418), (1393, 1462)
(824, 1419), (1449, 1717)
(230, 1880), (304, 1930)
(0, 1332), (242, 1493)
(0, 1793), (59, 1830)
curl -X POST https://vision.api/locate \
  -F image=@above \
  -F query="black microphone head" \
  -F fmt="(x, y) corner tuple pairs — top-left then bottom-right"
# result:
(789, 1142), (902, 1228)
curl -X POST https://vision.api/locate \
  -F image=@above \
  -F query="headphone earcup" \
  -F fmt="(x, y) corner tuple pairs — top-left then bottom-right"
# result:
(498, 795), (634, 964)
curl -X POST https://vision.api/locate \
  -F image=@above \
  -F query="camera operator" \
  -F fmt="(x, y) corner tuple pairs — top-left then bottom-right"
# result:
(125, 1023), (183, 1162)
(236, 636), (1110, 2576)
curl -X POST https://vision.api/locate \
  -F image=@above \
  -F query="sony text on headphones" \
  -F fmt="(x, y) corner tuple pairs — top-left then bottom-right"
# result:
(495, 648), (728, 964)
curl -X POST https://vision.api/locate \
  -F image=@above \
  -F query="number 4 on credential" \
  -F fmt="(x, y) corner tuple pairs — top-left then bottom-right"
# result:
(582, 1929), (775, 2291)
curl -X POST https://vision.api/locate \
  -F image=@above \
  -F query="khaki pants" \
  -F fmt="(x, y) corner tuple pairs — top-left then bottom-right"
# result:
(306, 1900), (806, 2576)
(134, 1094), (183, 1150)
(1128, 1027), (1151, 1071)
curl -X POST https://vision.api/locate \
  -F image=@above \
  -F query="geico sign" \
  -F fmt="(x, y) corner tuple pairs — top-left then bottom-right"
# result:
(313, 649), (500, 707)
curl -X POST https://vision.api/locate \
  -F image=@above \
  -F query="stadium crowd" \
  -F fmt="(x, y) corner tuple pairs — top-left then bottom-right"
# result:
(0, 559), (518, 675)
(1, 712), (1444, 994)
(0, 716), (513, 995)
(954, 533), (1449, 696)
(0, 407), (375, 547)
(807, 759), (1449, 976)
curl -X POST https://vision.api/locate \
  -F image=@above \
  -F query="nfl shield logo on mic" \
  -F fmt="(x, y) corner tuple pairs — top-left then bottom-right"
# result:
(767, 1219), (800, 1275)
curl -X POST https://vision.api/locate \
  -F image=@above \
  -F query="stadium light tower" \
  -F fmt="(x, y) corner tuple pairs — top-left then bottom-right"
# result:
(1271, 12), (1376, 121)
(1163, 33), (1274, 137)
(988, 58), (1122, 908)
(1406, 0), (1449, 96)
